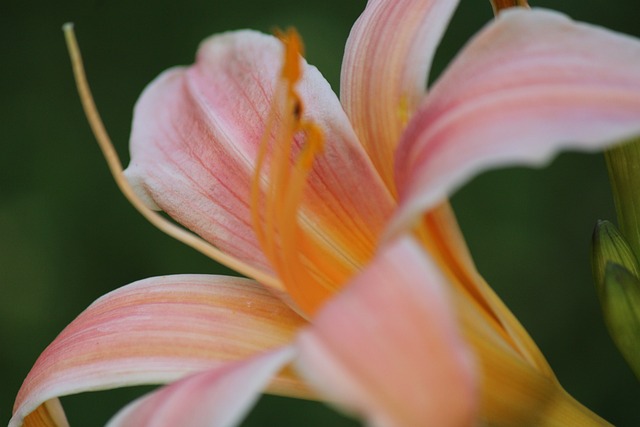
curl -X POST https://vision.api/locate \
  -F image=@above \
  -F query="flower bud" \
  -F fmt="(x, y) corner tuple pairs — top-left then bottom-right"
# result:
(598, 263), (640, 380)
(605, 137), (640, 257)
(591, 220), (640, 292)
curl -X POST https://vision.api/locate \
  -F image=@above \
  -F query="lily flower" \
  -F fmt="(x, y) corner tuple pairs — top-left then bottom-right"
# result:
(12, 0), (640, 425)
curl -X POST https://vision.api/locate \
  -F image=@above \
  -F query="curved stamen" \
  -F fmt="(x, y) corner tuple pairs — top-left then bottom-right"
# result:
(63, 23), (280, 290)
(250, 29), (332, 316)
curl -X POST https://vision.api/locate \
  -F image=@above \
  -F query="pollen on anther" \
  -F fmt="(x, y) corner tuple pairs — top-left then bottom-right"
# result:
(277, 28), (304, 85)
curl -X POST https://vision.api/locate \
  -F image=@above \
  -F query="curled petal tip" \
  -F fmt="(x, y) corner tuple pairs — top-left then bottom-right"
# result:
(123, 167), (161, 210)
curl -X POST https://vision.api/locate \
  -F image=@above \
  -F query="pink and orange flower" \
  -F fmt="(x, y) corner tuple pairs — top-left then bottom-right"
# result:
(11, 0), (640, 425)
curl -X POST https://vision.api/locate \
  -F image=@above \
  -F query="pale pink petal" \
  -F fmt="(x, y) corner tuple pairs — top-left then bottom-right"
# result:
(125, 30), (394, 288)
(341, 0), (459, 190)
(390, 9), (640, 236)
(295, 237), (477, 427)
(107, 347), (295, 427)
(10, 275), (310, 427)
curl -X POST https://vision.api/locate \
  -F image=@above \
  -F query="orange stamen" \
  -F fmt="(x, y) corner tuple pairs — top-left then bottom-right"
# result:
(250, 29), (333, 316)
(277, 28), (304, 84)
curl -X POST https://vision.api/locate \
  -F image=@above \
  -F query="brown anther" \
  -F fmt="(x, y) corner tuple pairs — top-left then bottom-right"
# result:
(293, 99), (302, 121)
(490, 0), (530, 15)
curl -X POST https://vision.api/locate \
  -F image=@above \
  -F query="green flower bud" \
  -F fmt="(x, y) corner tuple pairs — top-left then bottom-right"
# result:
(591, 220), (640, 378)
(591, 220), (640, 292)
(598, 263), (640, 380)
(605, 137), (640, 257)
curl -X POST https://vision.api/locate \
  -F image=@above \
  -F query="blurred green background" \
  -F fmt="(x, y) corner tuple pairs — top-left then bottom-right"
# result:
(2, 0), (639, 425)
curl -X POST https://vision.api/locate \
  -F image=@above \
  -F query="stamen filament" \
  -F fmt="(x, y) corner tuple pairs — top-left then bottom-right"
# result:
(251, 84), (284, 268)
(62, 23), (280, 290)
(250, 29), (333, 314)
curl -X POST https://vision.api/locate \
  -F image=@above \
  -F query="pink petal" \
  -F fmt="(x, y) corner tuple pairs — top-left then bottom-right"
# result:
(126, 30), (394, 291)
(10, 275), (309, 427)
(107, 347), (295, 427)
(341, 0), (459, 190)
(295, 237), (477, 427)
(391, 9), (640, 236)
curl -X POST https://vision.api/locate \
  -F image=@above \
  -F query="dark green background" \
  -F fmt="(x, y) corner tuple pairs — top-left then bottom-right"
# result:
(2, 0), (639, 425)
